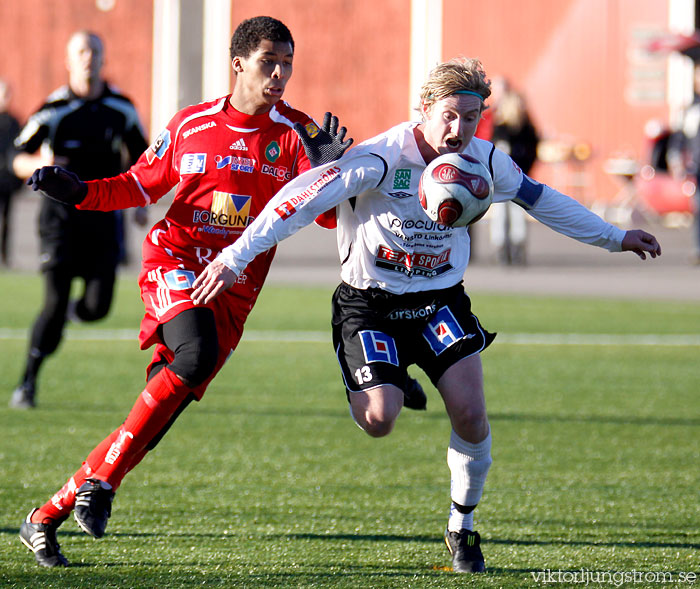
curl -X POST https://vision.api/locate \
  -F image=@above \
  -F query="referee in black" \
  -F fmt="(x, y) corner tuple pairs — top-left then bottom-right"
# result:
(10, 30), (148, 408)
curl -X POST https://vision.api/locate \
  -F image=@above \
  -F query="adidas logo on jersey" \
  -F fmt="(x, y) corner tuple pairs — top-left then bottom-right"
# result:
(230, 138), (248, 151)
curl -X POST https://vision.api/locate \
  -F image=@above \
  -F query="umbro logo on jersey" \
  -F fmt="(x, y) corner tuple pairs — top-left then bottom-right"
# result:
(229, 138), (248, 151)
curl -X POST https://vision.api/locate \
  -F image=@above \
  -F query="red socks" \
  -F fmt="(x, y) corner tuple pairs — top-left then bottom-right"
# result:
(33, 367), (190, 523)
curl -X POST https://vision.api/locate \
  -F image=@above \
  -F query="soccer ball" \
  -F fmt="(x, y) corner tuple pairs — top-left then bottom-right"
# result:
(418, 153), (494, 227)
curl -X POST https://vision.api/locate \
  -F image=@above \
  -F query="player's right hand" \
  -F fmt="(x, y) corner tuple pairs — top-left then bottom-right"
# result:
(191, 260), (239, 305)
(27, 166), (87, 205)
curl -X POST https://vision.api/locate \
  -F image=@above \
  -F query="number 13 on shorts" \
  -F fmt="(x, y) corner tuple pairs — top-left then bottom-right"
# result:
(355, 365), (373, 384)
(355, 330), (399, 385)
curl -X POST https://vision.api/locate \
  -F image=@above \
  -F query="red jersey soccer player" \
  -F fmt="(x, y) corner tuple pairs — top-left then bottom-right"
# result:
(18, 16), (352, 568)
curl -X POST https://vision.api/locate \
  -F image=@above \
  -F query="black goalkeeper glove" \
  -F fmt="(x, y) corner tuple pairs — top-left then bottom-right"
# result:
(27, 166), (87, 206)
(294, 112), (353, 167)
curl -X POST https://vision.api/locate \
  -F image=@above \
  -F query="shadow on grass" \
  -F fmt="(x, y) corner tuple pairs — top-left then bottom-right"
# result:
(0, 527), (87, 538)
(3, 526), (695, 551)
(284, 532), (700, 551)
(485, 536), (700, 550)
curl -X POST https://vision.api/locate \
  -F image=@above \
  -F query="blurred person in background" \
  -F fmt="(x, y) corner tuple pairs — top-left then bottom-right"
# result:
(668, 60), (700, 264)
(10, 31), (149, 409)
(644, 118), (675, 173)
(0, 78), (22, 266)
(487, 77), (539, 265)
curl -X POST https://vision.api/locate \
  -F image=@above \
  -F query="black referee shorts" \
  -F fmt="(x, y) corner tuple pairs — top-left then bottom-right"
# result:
(331, 282), (496, 394)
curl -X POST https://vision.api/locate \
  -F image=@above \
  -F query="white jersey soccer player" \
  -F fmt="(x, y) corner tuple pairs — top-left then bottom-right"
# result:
(213, 120), (626, 289)
(193, 58), (660, 574)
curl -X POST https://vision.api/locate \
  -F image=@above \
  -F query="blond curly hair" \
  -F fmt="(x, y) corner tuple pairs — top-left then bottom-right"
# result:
(419, 57), (491, 117)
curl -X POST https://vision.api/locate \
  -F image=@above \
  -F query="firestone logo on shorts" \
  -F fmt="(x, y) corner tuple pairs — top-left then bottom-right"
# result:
(192, 191), (252, 230)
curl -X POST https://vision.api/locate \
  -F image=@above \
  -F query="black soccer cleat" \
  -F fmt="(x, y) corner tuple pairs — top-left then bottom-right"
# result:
(444, 528), (486, 573)
(9, 384), (36, 409)
(403, 376), (427, 411)
(74, 478), (115, 538)
(19, 509), (69, 567)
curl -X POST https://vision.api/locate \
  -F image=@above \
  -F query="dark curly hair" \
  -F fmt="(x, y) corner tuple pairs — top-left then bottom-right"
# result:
(229, 16), (294, 61)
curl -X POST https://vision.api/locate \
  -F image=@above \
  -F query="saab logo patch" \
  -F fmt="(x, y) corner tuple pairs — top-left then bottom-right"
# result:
(305, 122), (319, 138)
(359, 330), (399, 366)
(265, 141), (281, 162)
(145, 129), (171, 164)
(163, 269), (196, 290)
(393, 169), (411, 190)
(422, 307), (467, 355)
(180, 153), (206, 174)
(192, 192), (251, 228)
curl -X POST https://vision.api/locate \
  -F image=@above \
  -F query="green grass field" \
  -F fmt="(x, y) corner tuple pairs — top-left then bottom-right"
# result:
(0, 273), (698, 588)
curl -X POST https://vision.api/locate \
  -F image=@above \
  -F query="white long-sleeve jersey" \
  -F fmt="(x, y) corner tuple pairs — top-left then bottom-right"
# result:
(216, 121), (626, 294)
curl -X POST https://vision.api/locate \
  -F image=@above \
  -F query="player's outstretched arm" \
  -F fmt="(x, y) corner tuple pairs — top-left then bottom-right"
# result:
(294, 112), (353, 167)
(191, 260), (239, 305)
(621, 229), (662, 260)
(27, 166), (87, 205)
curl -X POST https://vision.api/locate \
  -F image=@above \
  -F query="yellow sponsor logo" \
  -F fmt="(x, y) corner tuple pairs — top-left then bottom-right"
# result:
(305, 122), (319, 139)
(206, 191), (251, 228)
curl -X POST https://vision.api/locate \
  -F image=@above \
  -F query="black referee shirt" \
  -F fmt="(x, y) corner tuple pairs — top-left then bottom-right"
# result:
(15, 83), (148, 268)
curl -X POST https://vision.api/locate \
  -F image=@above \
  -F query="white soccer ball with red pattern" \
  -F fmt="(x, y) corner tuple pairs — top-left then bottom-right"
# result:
(418, 153), (494, 227)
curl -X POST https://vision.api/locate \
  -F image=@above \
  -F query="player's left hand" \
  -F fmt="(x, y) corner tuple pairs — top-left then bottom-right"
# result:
(621, 229), (662, 260)
(191, 260), (238, 305)
(294, 112), (353, 167)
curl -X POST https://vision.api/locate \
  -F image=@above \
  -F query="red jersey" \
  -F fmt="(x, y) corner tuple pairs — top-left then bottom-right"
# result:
(79, 94), (314, 268)
(78, 96), (316, 357)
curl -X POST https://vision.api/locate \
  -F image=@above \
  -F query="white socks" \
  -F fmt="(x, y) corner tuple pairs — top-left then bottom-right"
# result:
(447, 427), (492, 532)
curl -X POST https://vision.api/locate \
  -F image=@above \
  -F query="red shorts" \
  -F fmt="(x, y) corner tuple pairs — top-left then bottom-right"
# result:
(137, 239), (262, 399)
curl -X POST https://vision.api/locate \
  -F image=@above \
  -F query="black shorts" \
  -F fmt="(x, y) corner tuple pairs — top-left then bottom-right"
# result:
(331, 282), (496, 394)
(38, 202), (120, 274)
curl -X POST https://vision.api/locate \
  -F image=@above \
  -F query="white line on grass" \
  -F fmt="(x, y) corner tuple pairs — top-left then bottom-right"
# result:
(497, 333), (700, 346)
(0, 328), (699, 346)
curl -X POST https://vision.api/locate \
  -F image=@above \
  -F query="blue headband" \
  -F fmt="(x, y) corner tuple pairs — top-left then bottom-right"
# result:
(454, 90), (484, 100)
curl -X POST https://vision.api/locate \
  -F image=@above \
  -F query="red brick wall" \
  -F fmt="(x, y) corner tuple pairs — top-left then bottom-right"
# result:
(228, 1), (412, 144)
(443, 0), (670, 202)
(1, 0), (674, 203)
(0, 0), (153, 133)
